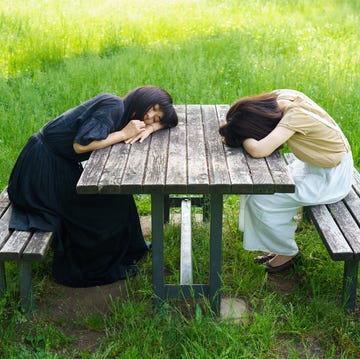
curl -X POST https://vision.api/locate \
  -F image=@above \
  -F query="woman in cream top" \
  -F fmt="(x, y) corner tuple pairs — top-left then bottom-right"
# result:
(219, 89), (353, 273)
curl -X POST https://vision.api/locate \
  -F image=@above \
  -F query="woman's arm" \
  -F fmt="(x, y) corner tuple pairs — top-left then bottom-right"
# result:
(243, 126), (295, 158)
(73, 120), (146, 154)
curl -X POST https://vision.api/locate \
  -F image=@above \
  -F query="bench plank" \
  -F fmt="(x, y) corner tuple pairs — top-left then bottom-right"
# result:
(0, 207), (11, 249)
(353, 168), (360, 196)
(328, 201), (360, 258)
(0, 231), (32, 260)
(0, 187), (10, 216)
(0, 187), (53, 313)
(343, 189), (360, 227)
(308, 205), (354, 260)
(23, 231), (53, 261)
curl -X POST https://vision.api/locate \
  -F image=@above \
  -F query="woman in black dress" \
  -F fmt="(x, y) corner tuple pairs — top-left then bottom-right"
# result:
(7, 86), (178, 287)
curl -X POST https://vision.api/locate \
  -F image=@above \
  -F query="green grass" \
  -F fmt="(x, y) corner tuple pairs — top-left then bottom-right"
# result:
(1, 0), (360, 357)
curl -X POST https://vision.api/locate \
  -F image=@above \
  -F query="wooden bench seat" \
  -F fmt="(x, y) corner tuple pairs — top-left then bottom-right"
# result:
(284, 153), (360, 313)
(0, 187), (53, 313)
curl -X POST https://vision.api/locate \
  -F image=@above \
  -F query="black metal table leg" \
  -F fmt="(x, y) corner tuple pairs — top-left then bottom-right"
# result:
(209, 194), (223, 316)
(152, 193), (165, 307)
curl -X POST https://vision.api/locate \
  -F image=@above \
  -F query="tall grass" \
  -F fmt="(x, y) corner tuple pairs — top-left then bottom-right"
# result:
(1, 0), (360, 189)
(0, 0), (359, 358)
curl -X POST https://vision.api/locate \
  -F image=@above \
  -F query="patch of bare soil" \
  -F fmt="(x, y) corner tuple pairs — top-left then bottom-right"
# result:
(36, 279), (128, 319)
(27, 217), (154, 354)
(33, 279), (129, 354)
(265, 271), (328, 358)
(266, 271), (303, 295)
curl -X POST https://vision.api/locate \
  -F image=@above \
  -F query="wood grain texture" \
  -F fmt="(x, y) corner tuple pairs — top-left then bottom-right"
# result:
(77, 147), (111, 194)
(0, 186), (10, 217)
(23, 231), (53, 261)
(0, 188), (52, 261)
(216, 105), (253, 193)
(186, 105), (209, 193)
(309, 205), (353, 260)
(0, 230), (31, 260)
(329, 201), (360, 257)
(201, 105), (230, 193)
(166, 105), (187, 192)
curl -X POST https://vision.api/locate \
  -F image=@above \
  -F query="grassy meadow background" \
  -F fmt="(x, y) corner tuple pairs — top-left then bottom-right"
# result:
(0, 0), (359, 358)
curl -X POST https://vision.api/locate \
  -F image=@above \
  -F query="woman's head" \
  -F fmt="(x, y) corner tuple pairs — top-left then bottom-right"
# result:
(219, 93), (283, 147)
(123, 86), (178, 128)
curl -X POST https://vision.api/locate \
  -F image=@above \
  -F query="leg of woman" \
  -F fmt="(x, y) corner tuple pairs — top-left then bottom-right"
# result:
(240, 152), (353, 270)
(242, 193), (300, 256)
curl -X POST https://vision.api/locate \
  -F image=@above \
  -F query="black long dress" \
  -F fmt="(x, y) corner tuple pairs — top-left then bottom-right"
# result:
(7, 93), (148, 287)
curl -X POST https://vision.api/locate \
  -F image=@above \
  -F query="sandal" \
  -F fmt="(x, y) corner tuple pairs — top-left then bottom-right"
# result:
(265, 254), (300, 273)
(254, 253), (276, 264)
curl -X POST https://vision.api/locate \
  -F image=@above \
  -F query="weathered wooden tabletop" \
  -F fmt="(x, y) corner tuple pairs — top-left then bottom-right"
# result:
(77, 105), (295, 195)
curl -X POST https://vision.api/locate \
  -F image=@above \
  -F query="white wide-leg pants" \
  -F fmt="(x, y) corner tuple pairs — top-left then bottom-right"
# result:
(239, 152), (353, 256)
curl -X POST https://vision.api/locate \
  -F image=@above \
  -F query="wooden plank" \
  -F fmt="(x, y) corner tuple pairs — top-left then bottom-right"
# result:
(166, 105), (188, 193)
(98, 142), (131, 194)
(214, 104), (229, 123)
(328, 201), (360, 258)
(352, 168), (360, 197)
(0, 230), (31, 260)
(119, 138), (150, 193)
(180, 199), (193, 285)
(245, 153), (275, 194)
(308, 205), (353, 260)
(23, 231), (53, 261)
(0, 207), (12, 249)
(0, 187), (10, 217)
(223, 146), (254, 193)
(186, 105), (209, 193)
(266, 152), (295, 193)
(343, 188), (360, 228)
(76, 147), (111, 194)
(201, 105), (231, 193)
(216, 105), (253, 193)
(143, 127), (170, 192)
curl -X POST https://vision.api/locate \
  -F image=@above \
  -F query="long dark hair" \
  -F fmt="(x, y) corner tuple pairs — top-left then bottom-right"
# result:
(219, 93), (283, 147)
(122, 86), (178, 128)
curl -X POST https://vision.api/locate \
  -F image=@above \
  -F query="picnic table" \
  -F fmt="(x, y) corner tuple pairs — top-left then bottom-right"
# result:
(76, 104), (295, 315)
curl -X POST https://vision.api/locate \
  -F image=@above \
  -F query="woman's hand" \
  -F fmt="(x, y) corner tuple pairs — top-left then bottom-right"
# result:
(122, 120), (146, 140)
(125, 124), (155, 144)
(125, 122), (164, 144)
